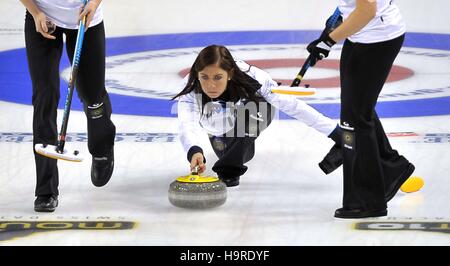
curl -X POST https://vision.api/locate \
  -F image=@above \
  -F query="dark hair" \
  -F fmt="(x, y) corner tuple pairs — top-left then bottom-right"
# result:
(172, 45), (262, 103)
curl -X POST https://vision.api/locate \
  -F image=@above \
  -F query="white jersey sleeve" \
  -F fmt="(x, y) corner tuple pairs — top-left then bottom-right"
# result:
(237, 60), (336, 136)
(177, 77), (205, 153)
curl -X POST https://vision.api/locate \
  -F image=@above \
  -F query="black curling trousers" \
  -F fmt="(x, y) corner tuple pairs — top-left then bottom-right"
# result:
(209, 99), (274, 179)
(339, 34), (411, 211)
(24, 12), (116, 196)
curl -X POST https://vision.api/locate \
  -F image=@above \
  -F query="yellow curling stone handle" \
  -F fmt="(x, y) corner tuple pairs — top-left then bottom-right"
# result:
(176, 174), (219, 183)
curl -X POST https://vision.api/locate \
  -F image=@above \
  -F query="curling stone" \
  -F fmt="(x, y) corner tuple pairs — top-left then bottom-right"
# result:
(168, 171), (227, 209)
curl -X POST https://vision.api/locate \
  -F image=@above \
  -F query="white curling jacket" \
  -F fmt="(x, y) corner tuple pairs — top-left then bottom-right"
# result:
(177, 60), (336, 153)
(338, 0), (405, 43)
(35, 0), (103, 29)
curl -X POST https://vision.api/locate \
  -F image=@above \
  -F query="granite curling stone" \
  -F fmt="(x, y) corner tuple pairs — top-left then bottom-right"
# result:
(168, 173), (227, 209)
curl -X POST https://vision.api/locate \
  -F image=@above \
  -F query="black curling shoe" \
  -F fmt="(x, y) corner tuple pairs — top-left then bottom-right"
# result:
(34, 195), (58, 212)
(334, 207), (387, 219)
(220, 176), (240, 187)
(91, 147), (114, 187)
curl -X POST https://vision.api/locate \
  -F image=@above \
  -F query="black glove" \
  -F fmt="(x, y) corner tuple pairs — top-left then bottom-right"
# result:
(306, 33), (336, 67)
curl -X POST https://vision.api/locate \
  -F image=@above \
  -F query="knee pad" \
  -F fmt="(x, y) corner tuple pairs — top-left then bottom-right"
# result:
(84, 92), (113, 120)
(86, 102), (105, 119)
(340, 122), (356, 151)
(211, 135), (227, 152)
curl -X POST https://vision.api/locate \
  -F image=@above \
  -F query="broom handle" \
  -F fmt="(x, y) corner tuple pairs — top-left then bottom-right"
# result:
(56, 0), (89, 153)
(290, 7), (342, 87)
